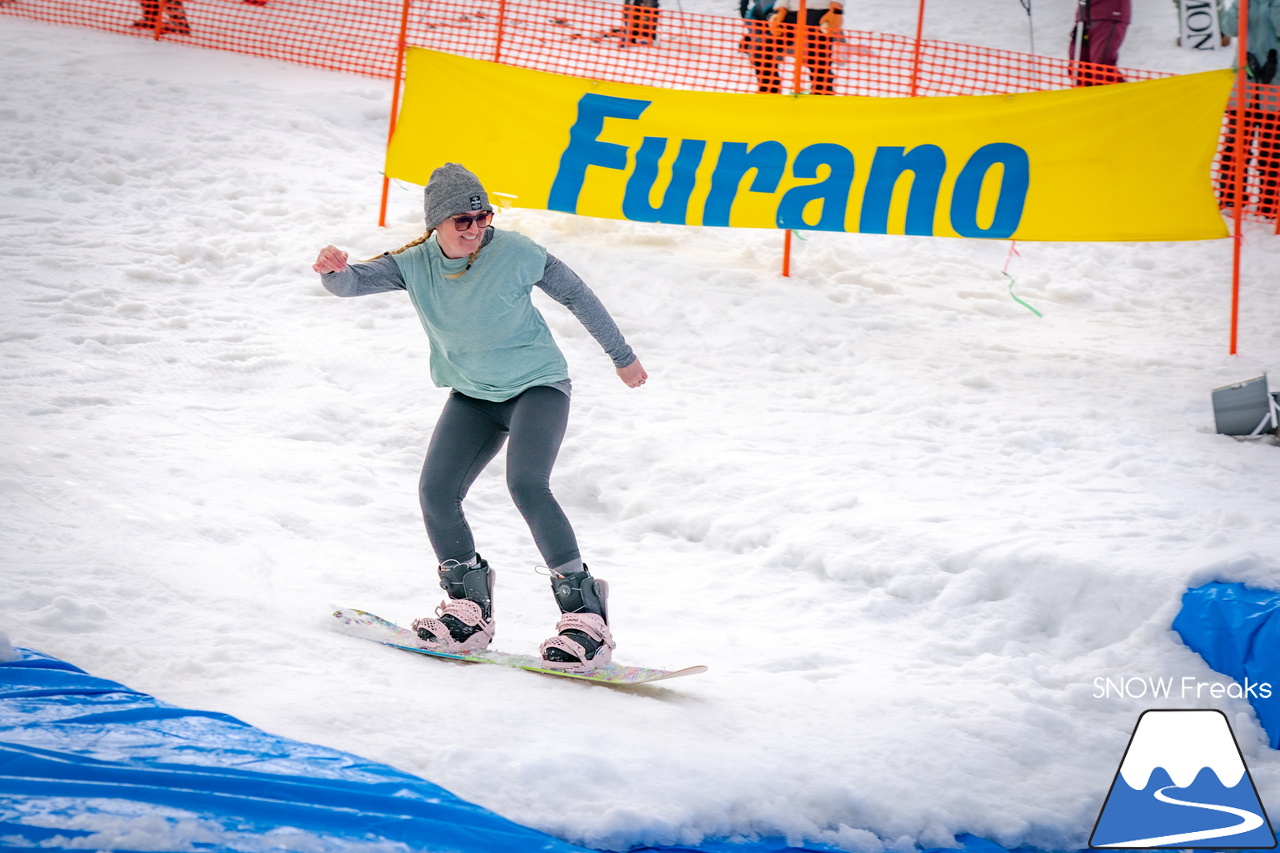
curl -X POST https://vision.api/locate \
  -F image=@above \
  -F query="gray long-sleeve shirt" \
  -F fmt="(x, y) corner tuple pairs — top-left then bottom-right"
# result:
(320, 230), (637, 378)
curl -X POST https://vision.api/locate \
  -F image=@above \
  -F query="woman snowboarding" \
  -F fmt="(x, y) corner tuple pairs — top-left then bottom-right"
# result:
(312, 163), (647, 672)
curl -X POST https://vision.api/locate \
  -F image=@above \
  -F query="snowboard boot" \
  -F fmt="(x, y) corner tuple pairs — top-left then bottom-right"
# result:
(131, 1), (159, 27)
(162, 2), (191, 35)
(539, 567), (615, 672)
(411, 556), (495, 653)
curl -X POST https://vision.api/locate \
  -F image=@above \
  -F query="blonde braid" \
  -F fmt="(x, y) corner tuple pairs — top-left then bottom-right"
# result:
(445, 244), (482, 279)
(383, 227), (482, 278)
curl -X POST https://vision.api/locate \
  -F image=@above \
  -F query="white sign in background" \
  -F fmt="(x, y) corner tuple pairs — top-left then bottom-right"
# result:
(1180, 0), (1223, 50)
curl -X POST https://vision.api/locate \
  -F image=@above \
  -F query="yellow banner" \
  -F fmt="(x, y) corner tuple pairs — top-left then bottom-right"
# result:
(386, 49), (1232, 242)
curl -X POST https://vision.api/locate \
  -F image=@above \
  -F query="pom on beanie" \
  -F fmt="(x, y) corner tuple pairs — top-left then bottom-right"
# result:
(424, 163), (490, 231)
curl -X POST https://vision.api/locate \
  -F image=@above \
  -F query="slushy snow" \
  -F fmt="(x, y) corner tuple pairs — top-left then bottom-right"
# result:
(2, 0), (1280, 851)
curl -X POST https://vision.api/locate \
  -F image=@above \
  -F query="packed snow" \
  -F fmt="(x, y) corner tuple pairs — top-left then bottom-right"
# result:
(2, 0), (1280, 851)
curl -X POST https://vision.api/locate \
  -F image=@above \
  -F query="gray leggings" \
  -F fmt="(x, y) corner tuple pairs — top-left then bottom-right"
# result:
(419, 385), (579, 569)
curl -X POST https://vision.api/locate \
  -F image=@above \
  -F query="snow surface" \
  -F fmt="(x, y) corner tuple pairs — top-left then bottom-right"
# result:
(3, 1), (1280, 851)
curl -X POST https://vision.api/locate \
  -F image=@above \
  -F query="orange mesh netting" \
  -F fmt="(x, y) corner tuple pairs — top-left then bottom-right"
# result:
(1219, 81), (1280, 223)
(4, 0), (1277, 222)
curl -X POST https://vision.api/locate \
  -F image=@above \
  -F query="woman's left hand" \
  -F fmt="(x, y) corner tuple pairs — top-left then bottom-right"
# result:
(617, 359), (648, 388)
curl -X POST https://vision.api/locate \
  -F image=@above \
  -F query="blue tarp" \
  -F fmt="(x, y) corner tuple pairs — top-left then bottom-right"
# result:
(0, 647), (1066, 853)
(0, 646), (590, 852)
(634, 837), (1047, 853)
(1173, 581), (1280, 749)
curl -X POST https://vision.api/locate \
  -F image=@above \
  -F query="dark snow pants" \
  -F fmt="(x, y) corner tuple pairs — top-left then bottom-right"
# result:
(420, 385), (579, 571)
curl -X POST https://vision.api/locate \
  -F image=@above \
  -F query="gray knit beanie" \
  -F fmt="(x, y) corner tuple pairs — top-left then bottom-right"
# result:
(424, 163), (490, 231)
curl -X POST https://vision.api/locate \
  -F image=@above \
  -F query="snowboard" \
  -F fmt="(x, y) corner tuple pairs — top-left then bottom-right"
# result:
(331, 608), (707, 686)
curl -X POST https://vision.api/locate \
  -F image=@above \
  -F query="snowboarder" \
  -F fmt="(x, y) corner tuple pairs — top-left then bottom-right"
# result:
(621, 0), (660, 45)
(765, 0), (841, 95)
(739, 0), (783, 94)
(131, 0), (190, 34)
(1069, 0), (1131, 86)
(312, 163), (648, 671)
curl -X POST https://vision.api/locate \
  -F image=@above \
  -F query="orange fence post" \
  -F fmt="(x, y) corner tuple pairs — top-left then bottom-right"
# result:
(378, 0), (414, 228)
(909, 0), (926, 97)
(793, 0), (807, 95)
(781, 0), (808, 278)
(493, 0), (508, 63)
(1228, 0), (1249, 356)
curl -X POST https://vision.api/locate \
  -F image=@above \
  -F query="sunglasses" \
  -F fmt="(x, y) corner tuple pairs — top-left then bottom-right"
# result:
(448, 211), (494, 231)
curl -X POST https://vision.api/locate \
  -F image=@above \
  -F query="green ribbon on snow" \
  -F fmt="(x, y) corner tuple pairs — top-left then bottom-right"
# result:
(1003, 241), (1042, 318)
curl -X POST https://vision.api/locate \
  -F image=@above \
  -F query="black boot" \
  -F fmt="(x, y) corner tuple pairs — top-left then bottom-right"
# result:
(411, 556), (495, 652)
(161, 1), (191, 35)
(131, 1), (159, 27)
(540, 567), (615, 670)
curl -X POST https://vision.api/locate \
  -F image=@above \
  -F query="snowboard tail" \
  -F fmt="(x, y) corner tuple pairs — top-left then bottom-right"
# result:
(331, 608), (707, 686)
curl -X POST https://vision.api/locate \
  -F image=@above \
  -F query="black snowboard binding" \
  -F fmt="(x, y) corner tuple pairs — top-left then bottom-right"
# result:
(412, 556), (495, 652)
(540, 567), (615, 671)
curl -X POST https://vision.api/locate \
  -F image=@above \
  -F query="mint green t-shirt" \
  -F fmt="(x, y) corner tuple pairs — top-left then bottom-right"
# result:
(390, 229), (570, 403)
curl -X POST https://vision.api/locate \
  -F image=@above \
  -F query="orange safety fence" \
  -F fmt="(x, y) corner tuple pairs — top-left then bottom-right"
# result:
(1220, 81), (1280, 224)
(3, 0), (1278, 224)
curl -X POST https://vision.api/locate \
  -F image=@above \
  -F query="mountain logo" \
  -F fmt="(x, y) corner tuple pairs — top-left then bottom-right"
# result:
(1090, 709), (1276, 849)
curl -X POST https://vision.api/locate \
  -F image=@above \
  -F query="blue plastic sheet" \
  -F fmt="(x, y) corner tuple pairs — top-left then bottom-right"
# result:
(1, 647), (1063, 853)
(1173, 581), (1280, 749)
(634, 835), (1055, 853)
(0, 647), (590, 852)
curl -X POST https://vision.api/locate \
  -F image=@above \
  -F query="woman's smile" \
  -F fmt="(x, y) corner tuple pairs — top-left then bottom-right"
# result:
(437, 214), (489, 259)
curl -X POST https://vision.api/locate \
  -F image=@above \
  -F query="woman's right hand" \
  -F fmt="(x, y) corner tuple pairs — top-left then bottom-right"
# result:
(313, 245), (349, 274)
